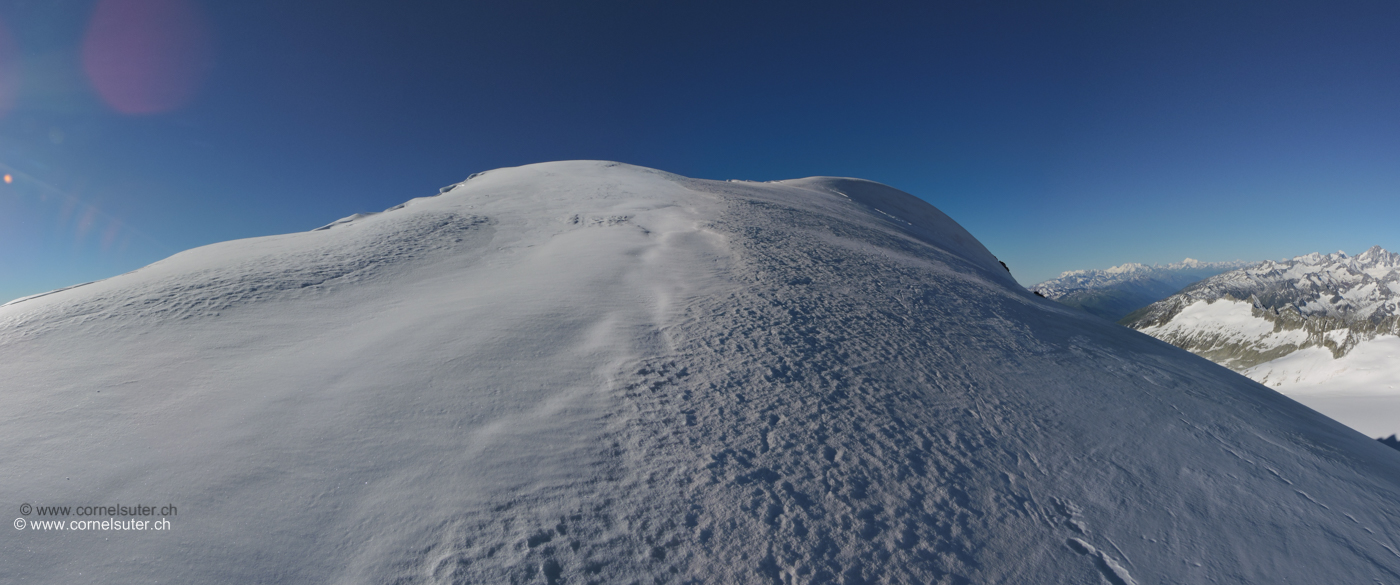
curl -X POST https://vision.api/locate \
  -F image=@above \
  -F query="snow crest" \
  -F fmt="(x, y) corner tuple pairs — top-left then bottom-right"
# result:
(3, 162), (1400, 584)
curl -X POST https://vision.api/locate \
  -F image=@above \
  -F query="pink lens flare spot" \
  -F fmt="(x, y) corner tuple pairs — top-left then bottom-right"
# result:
(102, 219), (123, 250)
(82, 0), (213, 115)
(75, 206), (99, 242)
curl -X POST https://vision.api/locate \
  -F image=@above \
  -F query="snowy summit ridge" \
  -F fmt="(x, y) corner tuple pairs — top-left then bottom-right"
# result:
(4, 162), (1400, 583)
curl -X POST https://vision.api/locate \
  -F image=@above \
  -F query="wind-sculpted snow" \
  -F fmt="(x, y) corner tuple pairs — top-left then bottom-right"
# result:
(4, 162), (1400, 584)
(0, 210), (492, 340)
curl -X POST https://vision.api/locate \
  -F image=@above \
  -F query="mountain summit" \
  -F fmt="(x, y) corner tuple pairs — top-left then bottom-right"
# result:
(4, 162), (1400, 583)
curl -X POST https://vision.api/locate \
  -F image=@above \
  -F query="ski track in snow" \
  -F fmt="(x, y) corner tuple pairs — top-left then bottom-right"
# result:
(4, 162), (1400, 584)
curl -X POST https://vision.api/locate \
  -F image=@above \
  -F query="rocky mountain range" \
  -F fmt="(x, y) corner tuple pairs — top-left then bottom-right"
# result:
(1124, 246), (1400, 436)
(1124, 246), (1400, 367)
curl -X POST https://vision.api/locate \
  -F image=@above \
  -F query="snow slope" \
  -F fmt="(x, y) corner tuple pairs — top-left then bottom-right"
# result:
(1032, 259), (1251, 321)
(5, 161), (1400, 583)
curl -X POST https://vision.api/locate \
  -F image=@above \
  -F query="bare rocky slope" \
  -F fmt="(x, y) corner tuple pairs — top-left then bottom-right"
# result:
(4, 162), (1400, 584)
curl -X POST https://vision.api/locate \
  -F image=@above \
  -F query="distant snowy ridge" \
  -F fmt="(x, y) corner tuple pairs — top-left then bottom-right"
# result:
(1045, 257), (1250, 287)
(1031, 258), (1252, 321)
(4, 162), (1400, 584)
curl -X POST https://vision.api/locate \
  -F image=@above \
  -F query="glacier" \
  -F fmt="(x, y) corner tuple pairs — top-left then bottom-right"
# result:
(4, 161), (1400, 583)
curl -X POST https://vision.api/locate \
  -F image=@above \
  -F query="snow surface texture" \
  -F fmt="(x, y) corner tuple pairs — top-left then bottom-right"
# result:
(1031, 259), (1251, 322)
(5, 161), (1400, 583)
(1125, 248), (1400, 436)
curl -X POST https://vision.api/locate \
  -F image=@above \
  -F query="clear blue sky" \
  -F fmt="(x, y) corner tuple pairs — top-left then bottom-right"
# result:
(2, 0), (1399, 302)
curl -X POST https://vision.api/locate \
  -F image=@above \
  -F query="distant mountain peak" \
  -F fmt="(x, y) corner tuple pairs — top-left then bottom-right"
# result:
(1043, 258), (1251, 290)
(1033, 258), (1253, 321)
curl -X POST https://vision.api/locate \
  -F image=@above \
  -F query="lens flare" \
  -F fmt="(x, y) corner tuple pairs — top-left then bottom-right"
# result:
(82, 0), (212, 115)
(3, 174), (12, 184)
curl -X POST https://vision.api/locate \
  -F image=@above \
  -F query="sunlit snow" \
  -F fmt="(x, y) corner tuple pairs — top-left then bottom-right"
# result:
(3, 162), (1400, 583)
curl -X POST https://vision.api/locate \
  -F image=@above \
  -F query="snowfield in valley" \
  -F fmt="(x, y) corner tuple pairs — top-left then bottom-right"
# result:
(4, 162), (1400, 583)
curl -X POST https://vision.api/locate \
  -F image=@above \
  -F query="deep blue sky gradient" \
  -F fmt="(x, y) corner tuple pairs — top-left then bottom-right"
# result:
(2, 0), (1399, 302)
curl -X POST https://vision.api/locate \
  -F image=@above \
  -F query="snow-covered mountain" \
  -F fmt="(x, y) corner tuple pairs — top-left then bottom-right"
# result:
(5, 162), (1400, 583)
(1032, 259), (1252, 321)
(1125, 247), (1400, 436)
